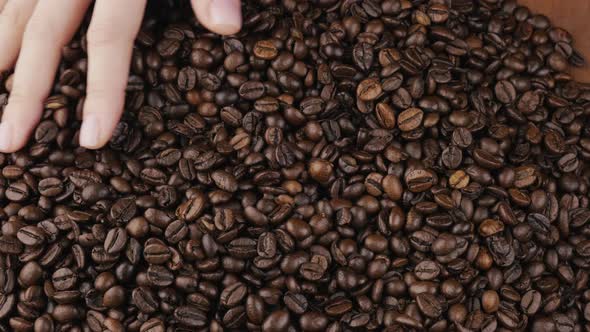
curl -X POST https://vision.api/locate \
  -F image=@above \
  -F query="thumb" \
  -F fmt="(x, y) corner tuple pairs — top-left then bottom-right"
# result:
(191, 0), (242, 36)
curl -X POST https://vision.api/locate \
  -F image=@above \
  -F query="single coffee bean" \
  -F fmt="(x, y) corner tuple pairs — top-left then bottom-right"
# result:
(6, 182), (30, 202)
(173, 305), (207, 328)
(253, 40), (278, 59)
(375, 102), (396, 129)
(52, 268), (77, 291)
(397, 108), (424, 131)
(308, 159), (333, 183)
(104, 227), (128, 254)
(284, 292), (308, 314)
(220, 282), (248, 308)
(356, 77), (382, 101)
(177, 67), (197, 91)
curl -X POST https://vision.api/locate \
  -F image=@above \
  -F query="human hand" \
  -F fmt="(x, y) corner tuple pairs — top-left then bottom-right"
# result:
(0, 0), (241, 153)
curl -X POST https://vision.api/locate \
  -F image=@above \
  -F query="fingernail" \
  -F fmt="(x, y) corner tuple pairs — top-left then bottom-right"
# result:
(0, 122), (12, 152)
(208, 0), (242, 34)
(79, 114), (101, 148)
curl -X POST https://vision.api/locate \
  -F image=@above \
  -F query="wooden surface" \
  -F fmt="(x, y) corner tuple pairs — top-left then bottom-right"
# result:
(519, 0), (590, 81)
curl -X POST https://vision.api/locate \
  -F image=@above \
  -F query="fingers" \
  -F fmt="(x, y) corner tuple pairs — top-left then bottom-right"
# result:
(0, 0), (38, 71)
(0, 0), (90, 153)
(80, 0), (146, 149)
(191, 0), (241, 35)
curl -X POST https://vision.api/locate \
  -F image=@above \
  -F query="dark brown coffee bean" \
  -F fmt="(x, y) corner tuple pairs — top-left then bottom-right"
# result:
(397, 108), (423, 131)
(405, 169), (436, 192)
(143, 242), (171, 264)
(164, 219), (188, 244)
(356, 77), (382, 101)
(253, 40), (278, 59)
(416, 293), (443, 318)
(174, 305), (207, 328)
(495, 80), (517, 103)
(147, 265), (174, 287)
(262, 310), (289, 332)
(473, 149), (503, 169)
(308, 159), (333, 183)
(176, 192), (207, 221)
(415, 260), (440, 281)
(211, 170), (238, 192)
(0, 3), (587, 331)
(0, 235), (23, 254)
(375, 102), (396, 129)
(157, 38), (180, 57)
(284, 292), (308, 314)
(220, 282), (247, 307)
(325, 297), (352, 316)
(17, 226), (46, 246)
(6, 182), (30, 202)
(52, 268), (77, 291)
(38, 177), (63, 197)
(104, 227), (128, 254)
(353, 42), (374, 71)
(177, 67), (197, 91)
(110, 197), (137, 223)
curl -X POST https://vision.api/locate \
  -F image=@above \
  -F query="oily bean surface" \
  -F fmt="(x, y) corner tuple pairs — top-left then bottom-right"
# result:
(0, 1), (588, 331)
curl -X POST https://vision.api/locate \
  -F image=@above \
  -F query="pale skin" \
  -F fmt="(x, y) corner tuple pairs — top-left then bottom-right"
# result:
(0, 0), (241, 152)
(0, 0), (586, 153)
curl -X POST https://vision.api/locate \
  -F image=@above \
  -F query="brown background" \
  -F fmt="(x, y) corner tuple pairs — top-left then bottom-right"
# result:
(519, 0), (590, 81)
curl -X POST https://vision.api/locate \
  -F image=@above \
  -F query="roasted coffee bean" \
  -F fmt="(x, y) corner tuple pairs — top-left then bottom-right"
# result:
(239, 81), (266, 100)
(0, 235), (23, 254)
(174, 305), (207, 328)
(211, 170), (238, 192)
(495, 80), (517, 103)
(308, 159), (333, 183)
(262, 310), (289, 332)
(220, 282), (247, 307)
(132, 287), (158, 313)
(397, 108), (423, 131)
(38, 177), (63, 197)
(5, 182), (29, 202)
(104, 227), (128, 254)
(52, 268), (77, 291)
(16, 226), (46, 246)
(110, 197), (137, 223)
(405, 169), (435, 192)
(177, 67), (197, 91)
(284, 292), (308, 314)
(375, 102), (396, 129)
(143, 242), (171, 264)
(0, 2), (587, 330)
(416, 293), (443, 318)
(146, 265), (174, 287)
(356, 77), (382, 101)
(253, 40), (278, 59)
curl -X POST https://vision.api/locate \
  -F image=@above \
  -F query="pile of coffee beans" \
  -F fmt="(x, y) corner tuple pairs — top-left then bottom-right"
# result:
(1, 0), (590, 330)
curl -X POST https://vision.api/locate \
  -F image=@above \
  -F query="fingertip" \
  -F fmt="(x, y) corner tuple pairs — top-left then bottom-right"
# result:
(80, 90), (125, 149)
(192, 0), (242, 35)
(0, 118), (32, 153)
(79, 113), (104, 149)
(0, 98), (42, 153)
(0, 121), (14, 153)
